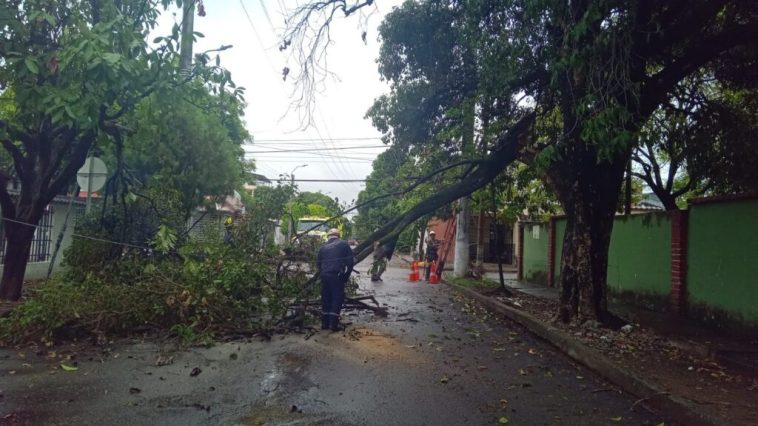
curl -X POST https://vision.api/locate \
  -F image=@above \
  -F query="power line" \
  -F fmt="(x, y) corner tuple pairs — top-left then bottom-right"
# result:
(264, 178), (373, 182)
(248, 153), (378, 161)
(244, 145), (387, 153)
(245, 145), (381, 161)
(250, 137), (383, 142)
(239, 0), (279, 74)
(257, 0), (278, 34)
(255, 159), (373, 163)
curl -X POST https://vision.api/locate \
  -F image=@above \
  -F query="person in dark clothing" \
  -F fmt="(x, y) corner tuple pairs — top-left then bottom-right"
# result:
(369, 241), (387, 282)
(316, 228), (354, 331)
(425, 230), (440, 281)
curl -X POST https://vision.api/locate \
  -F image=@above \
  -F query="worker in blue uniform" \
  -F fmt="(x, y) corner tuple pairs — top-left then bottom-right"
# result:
(316, 228), (354, 331)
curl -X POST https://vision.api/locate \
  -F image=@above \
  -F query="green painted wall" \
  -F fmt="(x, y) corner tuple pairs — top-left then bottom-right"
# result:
(553, 219), (566, 283)
(522, 223), (549, 283)
(553, 213), (671, 305)
(688, 199), (758, 326)
(606, 213), (671, 298)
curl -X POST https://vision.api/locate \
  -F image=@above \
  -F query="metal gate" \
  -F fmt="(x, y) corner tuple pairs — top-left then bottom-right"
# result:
(0, 206), (54, 264)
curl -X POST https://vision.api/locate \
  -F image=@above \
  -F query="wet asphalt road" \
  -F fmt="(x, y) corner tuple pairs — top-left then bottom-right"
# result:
(0, 265), (667, 425)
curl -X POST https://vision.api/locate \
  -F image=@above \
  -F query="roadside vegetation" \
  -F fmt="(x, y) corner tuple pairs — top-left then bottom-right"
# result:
(0, 184), (324, 346)
(445, 276), (499, 291)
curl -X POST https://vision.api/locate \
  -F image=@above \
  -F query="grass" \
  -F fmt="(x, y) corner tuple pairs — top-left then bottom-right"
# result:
(445, 275), (500, 290)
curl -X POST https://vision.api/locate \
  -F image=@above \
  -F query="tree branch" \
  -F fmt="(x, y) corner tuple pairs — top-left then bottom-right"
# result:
(282, 0), (378, 127)
(293, 159), (486, 240)
(0, 176), (16, 219)
(641, 22), (758, 116)
(0, 139), (27, 182)
(352, 112), (535, 264)
(47, 131), (96, 201)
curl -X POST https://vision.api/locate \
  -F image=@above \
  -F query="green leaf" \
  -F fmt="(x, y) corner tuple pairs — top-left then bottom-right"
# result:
(64, 105), (76, 120)
(102, 53), (121, 65)
(24, 58), (39, 74)
(43, 13), (56, 26)
(498, 416), (509, 424)
(60, 363), (78, 372)
(609, 416), (623, 422)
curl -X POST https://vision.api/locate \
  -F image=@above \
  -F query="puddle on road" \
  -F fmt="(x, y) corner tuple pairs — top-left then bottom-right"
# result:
(262, 353), (314, 397)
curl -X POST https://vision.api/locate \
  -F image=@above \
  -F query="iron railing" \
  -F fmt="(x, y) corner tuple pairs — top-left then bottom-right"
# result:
(0, 206), (53, 264)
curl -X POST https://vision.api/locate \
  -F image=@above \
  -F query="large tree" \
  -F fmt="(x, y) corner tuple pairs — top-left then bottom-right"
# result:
(286, 0), (757, 323)
(633, 75), (758, 210)
(121, 84), (250, 216)
(0, 0), (237, 299)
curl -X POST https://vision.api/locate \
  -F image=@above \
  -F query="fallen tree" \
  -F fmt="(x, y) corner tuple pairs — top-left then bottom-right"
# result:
(284, 0), (758, 325)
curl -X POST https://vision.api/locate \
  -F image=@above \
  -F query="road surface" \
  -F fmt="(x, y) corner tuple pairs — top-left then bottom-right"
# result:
(0, 264), (667, 425)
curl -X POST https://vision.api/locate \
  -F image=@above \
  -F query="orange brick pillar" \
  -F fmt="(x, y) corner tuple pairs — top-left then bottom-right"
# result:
(670, 210), (689, 313)
(547, 218), (556, 288)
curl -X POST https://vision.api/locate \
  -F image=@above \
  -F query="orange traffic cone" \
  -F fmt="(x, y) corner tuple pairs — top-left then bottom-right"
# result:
(408, 260), (419, 282)
(429, 261), (440, 284)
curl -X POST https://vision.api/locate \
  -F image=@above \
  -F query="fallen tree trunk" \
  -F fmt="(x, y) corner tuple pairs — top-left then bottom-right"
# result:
(286, 114), (534, 320)
(352, 113), (535, 264)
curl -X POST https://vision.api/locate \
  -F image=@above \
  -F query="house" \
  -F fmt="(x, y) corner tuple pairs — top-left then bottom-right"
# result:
(425, 213), (518, 269)
(0, 194), (87, 281)
(186, 191), (245, 242)
(635, 192), (665, 211)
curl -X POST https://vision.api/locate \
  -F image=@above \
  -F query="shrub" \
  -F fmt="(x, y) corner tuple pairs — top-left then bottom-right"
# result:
(0, 237), (310, 346)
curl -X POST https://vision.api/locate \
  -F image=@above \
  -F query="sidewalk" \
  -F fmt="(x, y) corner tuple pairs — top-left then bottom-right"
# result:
(450, 275), (758, 426)
(483, 274), (758, 374)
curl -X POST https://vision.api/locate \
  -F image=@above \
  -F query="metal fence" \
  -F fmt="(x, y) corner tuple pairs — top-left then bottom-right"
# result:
(0, 206), (53, 264)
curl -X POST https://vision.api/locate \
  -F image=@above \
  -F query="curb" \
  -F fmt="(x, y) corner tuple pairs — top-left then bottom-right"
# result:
(445, 282), (728, 426)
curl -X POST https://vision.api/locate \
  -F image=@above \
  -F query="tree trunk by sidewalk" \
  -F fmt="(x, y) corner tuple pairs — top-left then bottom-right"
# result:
(548, 137), (628, 324)
(0, 217), (39, 300)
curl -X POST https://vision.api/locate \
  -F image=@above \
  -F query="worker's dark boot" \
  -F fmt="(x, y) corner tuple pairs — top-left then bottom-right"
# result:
(330, 317), (345, 332)
(321, 314), (329, 330)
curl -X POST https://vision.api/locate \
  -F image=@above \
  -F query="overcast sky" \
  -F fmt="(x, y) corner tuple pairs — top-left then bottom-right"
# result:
(156, 0), (403, 208)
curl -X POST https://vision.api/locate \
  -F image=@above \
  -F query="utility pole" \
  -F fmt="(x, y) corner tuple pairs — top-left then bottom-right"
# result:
(85, 154), (94, 214)
(180, 0), (196, 74)
(454, 100), (476, 277)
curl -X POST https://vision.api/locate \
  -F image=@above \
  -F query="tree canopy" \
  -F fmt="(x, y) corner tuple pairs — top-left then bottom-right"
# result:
(0, 0), (243, 299)
(119, 84), (250, 215)
(286, 0), (758, 323)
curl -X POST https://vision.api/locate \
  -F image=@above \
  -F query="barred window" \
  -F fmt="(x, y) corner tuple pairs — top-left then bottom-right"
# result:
(0, 206), (54, 264)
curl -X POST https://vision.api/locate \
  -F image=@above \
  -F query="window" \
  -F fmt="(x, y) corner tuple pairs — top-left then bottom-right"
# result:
(532, 224), (540, 239)
(0, 206), (53, 264)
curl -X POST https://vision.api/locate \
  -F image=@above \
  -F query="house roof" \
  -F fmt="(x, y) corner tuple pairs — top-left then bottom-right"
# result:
(51, 194), (89, 206)
(5, 189), (90, 207)
(635, 192), (664, 210)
